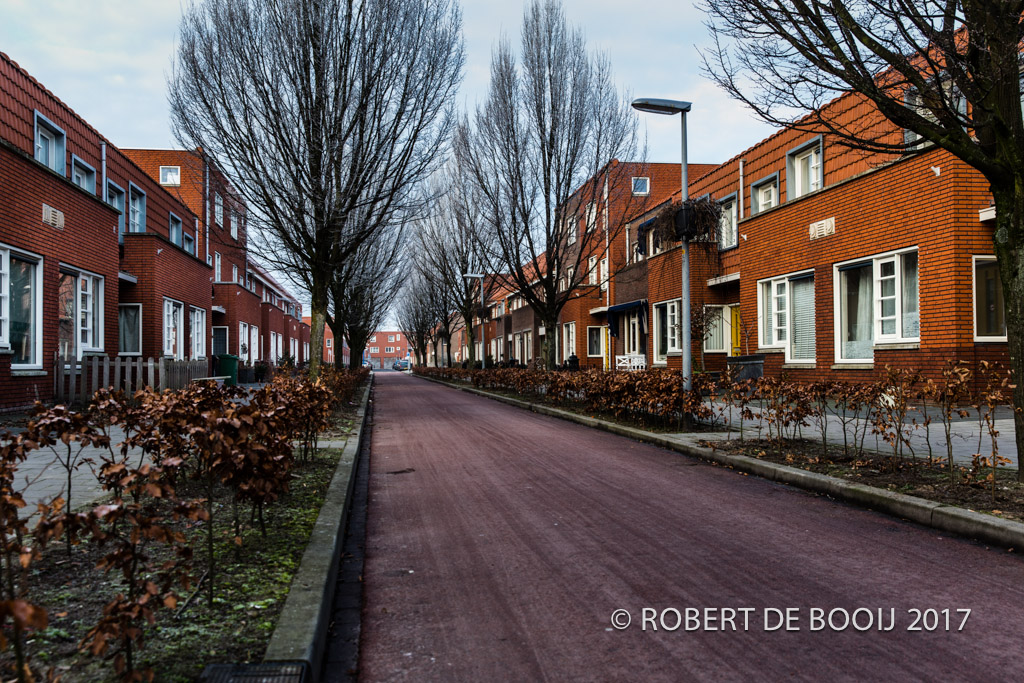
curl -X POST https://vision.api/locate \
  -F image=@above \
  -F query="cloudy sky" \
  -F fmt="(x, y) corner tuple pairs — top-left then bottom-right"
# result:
(0, 0), (775, 165)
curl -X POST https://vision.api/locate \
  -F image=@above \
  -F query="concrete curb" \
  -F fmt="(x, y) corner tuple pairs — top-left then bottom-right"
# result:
(263, 377), (374, 681)
(417, 374), (1024, 550)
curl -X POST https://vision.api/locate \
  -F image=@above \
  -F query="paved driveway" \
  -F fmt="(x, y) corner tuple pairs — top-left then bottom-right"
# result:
(358, 372), (1024, 681)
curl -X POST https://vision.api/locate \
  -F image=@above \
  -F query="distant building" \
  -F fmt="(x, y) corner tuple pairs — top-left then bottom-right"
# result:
(365, 331), (409, 369)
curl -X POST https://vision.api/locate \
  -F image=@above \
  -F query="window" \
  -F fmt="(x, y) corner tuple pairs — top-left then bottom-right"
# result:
(787, 139), (822, 199)
(232, 264), (239, 284)
(904, 81), (964, 149)
(370, 335), (377, 343)
(215, 192), (224, 226)
(565, 216), (577, 246)
(78, 273), (102, 352)
(304, 342), (310, 360)
(326, 338), (333, 348)
(385, 346), (395, 354)
(835, 249), (919, 361)
(600, 258), (608, 291)
(648, 228), (664, 257)
(106, 181), (126, 236)
(70, 156), (96, 194)
(589, 256), (598, 285)
(230, 210), (239, 240)
(250, 325), (259, 361)
(190, 307), (206, 359)
(586, 202), (597, 232)
(587, 326), (605, 358)
(291, 337), (299, 360)
(653, 299), (682, 363)
(160, 166), (181, 186)
(623, 313), (642, 355)
(163, 299), (184, 359)
(974, 257), (1006, 341)
(33, 112), (65, 173)
(0, 248), (43, 368)
(703, 306), (727, 353)
(369, 346), (379, 354)
(128, 184), (146, 233)
(719, 197), (738, 250)
(562, 322), (576, 362)
(212, 327), (228, 357)
(118, 304), (142, 355)
(214, 252), (222, 282)
(239, 322), (250, 362)
(632, 177), (650, 196)
(751, 175), (778, 215)
(170, 213), (183, 246)
(759, 273), (816, 362)
(388, 334), (395, 342)
(183, 233), (194, 255)
(57, 270), (103, 359)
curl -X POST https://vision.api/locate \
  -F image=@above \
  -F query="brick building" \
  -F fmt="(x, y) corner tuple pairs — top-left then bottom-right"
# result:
(366, 330), (410, 369)
(0, 51), (207, 408)
(0, 52), (313, 410)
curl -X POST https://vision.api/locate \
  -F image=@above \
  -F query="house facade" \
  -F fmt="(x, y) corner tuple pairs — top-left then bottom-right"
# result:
(366, 331), (410, 369)
(0, 52), (312, 410)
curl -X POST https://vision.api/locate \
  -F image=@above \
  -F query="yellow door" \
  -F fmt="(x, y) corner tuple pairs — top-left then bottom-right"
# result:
(730, 305), (742, 356)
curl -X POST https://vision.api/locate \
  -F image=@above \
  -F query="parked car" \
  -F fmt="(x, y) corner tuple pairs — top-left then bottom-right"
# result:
(393, 359), (410, 371)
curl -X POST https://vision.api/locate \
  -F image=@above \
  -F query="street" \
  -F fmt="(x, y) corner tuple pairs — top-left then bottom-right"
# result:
(358, 372), (1024, 681)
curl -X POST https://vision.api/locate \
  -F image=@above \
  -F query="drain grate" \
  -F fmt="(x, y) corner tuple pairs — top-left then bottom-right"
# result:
(200, 662), (308, 683)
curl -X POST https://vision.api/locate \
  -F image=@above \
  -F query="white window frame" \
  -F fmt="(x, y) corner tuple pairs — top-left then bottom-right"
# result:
(586, 201), (597, 232)
(239, 321), (250, 362)
(128, 184), (146, 233)
(385, 346), (395, 354)
(832, 247), (920, 364)
(232, 264), (239, 284)
(751, 174), (779, 215)
(106, 181), (126, 235)
(230, 210), (239, 240)
(214, 252), (222, 282)
(75, 270), (104, 353)
(787, 138), (823, 200)
(250, 325), (259, 361)
(758, 271), (816, 363)
(623, 313), (642, 356)
(586, 325), (606, 358)
(562, 322), (576, 362)
(326, 338), (333, 348)
(118, 303), (142, 356)
(648, 228), (665, 257)
(600, 258), (608, 291)
(652, 299), (682, 364)
(973, 256), (1007, 342)
(0, 245), (44, 369)
(215, 192), (224, 226)
(33, 111), (65, 174)
(160, 166), (181, 186)
(163, 298), (185, 360)
(718, 196), (738, 250)
(369, 346), (379, 354)
(565, 216), (577, 246)
(190, 306), (207, 360)
(702, 305), (729, 354)
(632, 177), (650, 196)
(70, 155), (96, 194)
(589, 256), (598, 285)
(169, 212), (183, 246)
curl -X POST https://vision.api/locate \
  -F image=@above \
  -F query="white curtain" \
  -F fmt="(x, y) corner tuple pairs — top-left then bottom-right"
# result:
(902, 253), (919, 337)
(843, 265), (873, 359)
(790, 277), (815, 360)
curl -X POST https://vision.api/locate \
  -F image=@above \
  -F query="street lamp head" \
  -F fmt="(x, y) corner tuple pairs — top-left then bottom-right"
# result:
(631, 98), (692, 116)
(462, 273), (484, 279)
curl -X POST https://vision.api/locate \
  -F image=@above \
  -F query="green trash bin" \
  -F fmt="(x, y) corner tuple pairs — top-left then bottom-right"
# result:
(218, 354), (240, 386)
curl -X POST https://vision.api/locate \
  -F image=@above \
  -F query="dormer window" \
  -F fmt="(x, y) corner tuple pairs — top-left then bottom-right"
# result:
(751, 175), (779, 215)
(632, 177), (650, 196)
(787, 138), (822, 199)
(160, 166), (181, 186)
(33, 112), (66, 174)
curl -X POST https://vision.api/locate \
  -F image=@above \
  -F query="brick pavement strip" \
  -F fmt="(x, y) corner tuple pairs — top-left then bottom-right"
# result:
(359, 372), (1024, 681)
(420, 375), (1024, 551)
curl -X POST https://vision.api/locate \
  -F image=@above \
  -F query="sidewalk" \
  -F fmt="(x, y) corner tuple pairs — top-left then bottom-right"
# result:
(689, 401), (1017, 468)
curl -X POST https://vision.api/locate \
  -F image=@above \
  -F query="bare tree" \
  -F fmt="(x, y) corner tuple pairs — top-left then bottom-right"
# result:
(169, 0), (463, 376)
(701, 0), (1024, 478)
(330, 229), (407, 370)
(455, 0), (639, 369)
(414, 172), (498, 366)
(396, 271), (438, 367)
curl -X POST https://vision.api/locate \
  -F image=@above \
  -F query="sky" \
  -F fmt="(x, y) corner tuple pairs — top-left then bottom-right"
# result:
(0, 0), (777, 309)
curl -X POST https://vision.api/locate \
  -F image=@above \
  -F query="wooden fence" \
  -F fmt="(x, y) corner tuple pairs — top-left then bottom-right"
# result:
(53, 355), (210, 405)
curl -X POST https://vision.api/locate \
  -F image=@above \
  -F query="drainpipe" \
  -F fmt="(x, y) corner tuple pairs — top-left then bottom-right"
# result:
(100, 142), (107, 200)
(738, 159), (745, 220)
(203, 160), (210, 264)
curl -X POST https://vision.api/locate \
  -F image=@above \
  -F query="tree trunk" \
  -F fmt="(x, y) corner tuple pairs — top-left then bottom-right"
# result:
(991, 183), (1024, 482)
(543, 313), (559, 370)
(308, 276), (329, 378)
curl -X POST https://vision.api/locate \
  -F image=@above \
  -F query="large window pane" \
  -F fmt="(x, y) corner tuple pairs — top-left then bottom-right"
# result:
(119, 305), (141, 354)
(902, 252), (919, 337)
(10, 257), (37, 365)
(841, 264), (873, 359)
(58, 273), (76, 360)
(976, 260), (1005, 338)
(790, 276), (815, 360)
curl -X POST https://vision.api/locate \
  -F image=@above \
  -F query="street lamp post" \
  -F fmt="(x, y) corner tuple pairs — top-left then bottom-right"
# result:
(631, 98), (692, 391)
(462, 273), (486, 369)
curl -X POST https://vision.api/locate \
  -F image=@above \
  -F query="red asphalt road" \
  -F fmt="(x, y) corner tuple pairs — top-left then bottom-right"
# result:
(357, 372), (1024, 681)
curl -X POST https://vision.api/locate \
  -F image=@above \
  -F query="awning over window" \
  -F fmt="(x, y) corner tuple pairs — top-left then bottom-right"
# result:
(607, 299), (648, 337)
